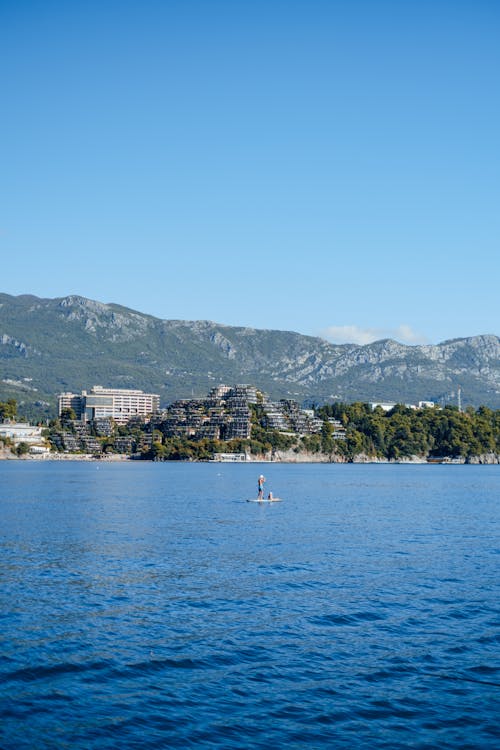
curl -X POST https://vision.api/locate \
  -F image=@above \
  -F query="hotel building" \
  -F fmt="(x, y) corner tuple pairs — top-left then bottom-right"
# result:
(58, 386), (160, 425)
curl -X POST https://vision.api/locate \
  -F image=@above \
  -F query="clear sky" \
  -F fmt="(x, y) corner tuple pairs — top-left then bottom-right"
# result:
(1, 0), (499, 345)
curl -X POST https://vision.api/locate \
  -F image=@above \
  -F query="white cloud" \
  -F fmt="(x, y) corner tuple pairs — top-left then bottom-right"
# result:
(321, 324), (428, 346)
(394, 324), (427, 344)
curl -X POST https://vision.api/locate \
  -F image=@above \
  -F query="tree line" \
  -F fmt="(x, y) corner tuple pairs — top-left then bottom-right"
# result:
(142, 403), (500, 461)
(314, 402), (500, 460)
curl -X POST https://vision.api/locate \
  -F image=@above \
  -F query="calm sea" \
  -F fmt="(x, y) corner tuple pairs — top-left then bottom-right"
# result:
(1, 462), (499, 749)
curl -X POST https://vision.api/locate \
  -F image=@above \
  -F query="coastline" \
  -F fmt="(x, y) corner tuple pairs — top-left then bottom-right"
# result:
(2, 450), (500, 464)
(0, 451), (131, 462)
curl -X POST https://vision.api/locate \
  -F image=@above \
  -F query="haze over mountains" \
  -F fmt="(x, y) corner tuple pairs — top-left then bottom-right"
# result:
(1, 293), (500, 419)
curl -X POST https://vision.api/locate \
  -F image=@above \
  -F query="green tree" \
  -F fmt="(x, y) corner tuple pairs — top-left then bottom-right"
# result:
(321, 421), (335, 456)
(300, 434), (322, 454)
(0, 399), (17, 420)
(60, 407), (77, 422)
(345, 428), (365, 458)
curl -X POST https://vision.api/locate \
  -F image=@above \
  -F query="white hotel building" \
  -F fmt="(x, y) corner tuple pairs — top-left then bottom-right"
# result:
(0, 422), (45, 446)
(58, 386), (160, 425)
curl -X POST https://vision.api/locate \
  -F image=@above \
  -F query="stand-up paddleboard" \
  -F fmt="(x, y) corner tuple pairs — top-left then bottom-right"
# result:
(246, 497), (283, 503)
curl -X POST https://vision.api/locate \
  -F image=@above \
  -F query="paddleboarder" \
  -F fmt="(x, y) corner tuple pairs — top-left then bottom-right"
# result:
(257, 474), (266, 499)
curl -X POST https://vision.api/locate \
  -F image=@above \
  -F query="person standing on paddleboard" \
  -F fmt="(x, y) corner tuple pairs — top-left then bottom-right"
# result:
(257, 474), (266, 499)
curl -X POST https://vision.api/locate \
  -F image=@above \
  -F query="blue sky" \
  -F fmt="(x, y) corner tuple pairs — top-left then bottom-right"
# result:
(1, 0), (499, 345)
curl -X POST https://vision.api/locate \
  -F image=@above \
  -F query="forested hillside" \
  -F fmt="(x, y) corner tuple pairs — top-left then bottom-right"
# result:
(2, 293), (500, 419)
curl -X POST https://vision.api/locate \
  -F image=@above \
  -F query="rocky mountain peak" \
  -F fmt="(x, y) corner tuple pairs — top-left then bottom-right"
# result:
(1, 292), (500, 415)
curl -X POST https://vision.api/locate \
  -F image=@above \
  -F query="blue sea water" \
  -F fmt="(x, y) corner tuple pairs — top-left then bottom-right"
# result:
(0, 461), (499, 749)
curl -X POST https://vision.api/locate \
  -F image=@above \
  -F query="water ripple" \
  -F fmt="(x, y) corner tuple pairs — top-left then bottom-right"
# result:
(1, 462), (499, 749)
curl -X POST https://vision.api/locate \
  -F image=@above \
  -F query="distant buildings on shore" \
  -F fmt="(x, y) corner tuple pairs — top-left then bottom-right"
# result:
(57, 386), (438, 430)
(49, 383), (341, 455)
(369, 401), (435, 412)
(58, 386), (160, 424)
(157, 385), (256, 441)
(0, 382), (444, 458)
(0, 422), (50, 454)
(153, 385), (335, 442)
(57, 383), (330, 442)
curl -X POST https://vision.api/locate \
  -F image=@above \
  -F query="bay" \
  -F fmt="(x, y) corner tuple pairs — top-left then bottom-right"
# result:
(1, 462), (499, 749)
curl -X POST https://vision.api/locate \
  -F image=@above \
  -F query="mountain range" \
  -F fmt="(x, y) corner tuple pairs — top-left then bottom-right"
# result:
(1, 293), (500, 419)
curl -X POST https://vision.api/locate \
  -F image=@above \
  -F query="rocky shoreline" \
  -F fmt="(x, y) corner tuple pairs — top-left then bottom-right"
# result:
(2, 448), (500, 464)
